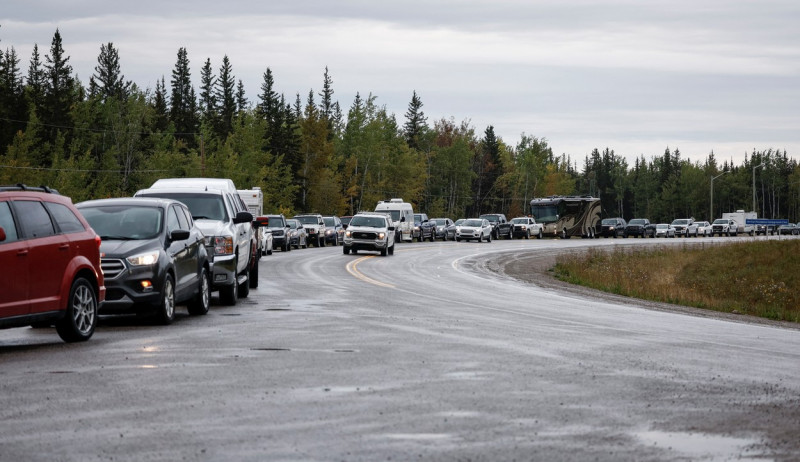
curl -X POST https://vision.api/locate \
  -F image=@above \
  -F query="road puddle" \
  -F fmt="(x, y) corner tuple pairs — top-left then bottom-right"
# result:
(636, 431), (769, 461)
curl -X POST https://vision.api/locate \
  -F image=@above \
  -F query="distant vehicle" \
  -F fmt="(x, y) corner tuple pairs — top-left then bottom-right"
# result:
(323, 216), (344, 246)
(712, 218), (738, 236)
(777, 223), (799, 235)
(671, 218), (697, 237)
(445, 219), (464, 241)
(530, 196), (601, 239)
(413, 213), (436, 242)
(293, 214), (327, 247)
(510, 216), (543, 239)
(624, 218), (655, 238)
(77, 197), (211, 324)
(599, 217), (626, 238)
(264, 214), (290, 252)
(430, 218), (454, 240)
(455, 218), (493, 243)
(343, 212), (396, 256)
(695, 221), (712, 237)
(480, 213), (512, 240)
(655, 223), (675, 238)
(286, 219), (308, 249)
(340, 215), (353, 229)
(722, 210), (756, 236)
(375, 199), (413, 242)
(0, 185), (105, 343)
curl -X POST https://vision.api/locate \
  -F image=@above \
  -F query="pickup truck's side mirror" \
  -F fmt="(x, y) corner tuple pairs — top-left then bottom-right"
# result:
(234, 211), (254, 224)
(388, 226), (396, 231)
(170, 229), (191, 241)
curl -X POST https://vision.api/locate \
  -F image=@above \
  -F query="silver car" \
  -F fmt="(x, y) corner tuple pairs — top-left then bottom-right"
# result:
(455, 218), (493, 242)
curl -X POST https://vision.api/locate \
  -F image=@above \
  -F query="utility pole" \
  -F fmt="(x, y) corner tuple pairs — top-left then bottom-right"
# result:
(753, 163), (765, 214)
(710, 170), (730, 220)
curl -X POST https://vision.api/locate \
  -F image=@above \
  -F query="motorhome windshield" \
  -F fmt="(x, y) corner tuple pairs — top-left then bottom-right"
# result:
(530, 205), (558, 223)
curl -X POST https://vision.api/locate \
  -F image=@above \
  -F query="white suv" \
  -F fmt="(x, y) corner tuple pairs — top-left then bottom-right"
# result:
(293, 214), (327, 247)
(343, 212), (396, 256)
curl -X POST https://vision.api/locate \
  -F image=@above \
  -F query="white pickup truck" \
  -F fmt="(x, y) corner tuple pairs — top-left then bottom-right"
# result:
(711, 218), (739, 236)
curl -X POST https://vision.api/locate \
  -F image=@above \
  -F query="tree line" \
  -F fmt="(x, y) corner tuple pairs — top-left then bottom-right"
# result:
(1, 29), (798, 222)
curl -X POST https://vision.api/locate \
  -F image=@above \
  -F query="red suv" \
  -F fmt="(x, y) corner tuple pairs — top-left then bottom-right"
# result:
(0, 185), (105, 342)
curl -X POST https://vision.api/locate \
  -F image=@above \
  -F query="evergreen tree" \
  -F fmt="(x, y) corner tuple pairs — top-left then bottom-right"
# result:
(256, 67), (279, 121)
(198, 58), (216, 127)
(92, 42), (129, 101)
(318, 66), (334, 121)
(41, 29), (77, 155)
(235, 79), (247, 114)
(215, 55), (236, 138)
(152, 76), (169, 132)
(0, 46), (27, 153)
(403, 90), (427, 150)
(169, 47), (198, 142)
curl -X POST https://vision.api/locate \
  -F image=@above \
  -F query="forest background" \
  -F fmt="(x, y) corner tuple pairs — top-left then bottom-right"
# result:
(1, 30), (797, 222)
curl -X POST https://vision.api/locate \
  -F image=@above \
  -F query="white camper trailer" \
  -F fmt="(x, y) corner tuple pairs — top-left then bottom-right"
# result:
(375, 198), (414, 242)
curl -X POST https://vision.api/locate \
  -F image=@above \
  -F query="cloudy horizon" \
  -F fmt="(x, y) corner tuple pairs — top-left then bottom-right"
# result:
(2, 1), (798, 166)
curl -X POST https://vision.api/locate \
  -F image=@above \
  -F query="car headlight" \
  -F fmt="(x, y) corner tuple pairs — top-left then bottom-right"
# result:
(127, 250), (159, 266)
(345, 230), (352, 238)
(377, 232), (386, 240)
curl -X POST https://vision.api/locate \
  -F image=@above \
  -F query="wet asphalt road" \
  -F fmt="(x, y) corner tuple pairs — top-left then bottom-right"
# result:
(1, 236), (799, 461)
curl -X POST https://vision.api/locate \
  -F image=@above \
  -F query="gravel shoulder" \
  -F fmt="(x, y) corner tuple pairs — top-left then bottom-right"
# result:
(486, 247), (800, 332)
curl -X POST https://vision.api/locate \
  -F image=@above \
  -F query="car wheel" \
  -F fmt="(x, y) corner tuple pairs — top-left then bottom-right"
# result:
(238, 268), (250, 298)
(154, 274), (175, 325)
(487, 232), (492, 243)
(188, 267), (210, 316)
(538, 229), (543, 239)
(389, 244), (395, 255)
(220, 273), (238, 306)
(343, 246), (350, 255)
(249, 257), (259, 289)
(456, 237), (461, 242)
(55, 277), (98, 342)
(561, 229), (568, 239)
(381, 247), (388, 256)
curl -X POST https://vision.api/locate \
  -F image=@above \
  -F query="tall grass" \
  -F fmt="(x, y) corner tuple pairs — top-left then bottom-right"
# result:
(553, 240), (800, 323)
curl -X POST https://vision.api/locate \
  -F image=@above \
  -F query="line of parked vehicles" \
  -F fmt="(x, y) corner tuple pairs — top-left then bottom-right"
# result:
(599, 215), (800, 239)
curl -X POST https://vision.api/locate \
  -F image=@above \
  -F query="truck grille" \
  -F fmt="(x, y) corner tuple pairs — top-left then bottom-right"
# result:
(101, 258), (126, 279)
(353, 231), (377, 239)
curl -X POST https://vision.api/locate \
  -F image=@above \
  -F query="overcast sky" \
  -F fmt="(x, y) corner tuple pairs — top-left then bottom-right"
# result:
(2, 1), (798, 166)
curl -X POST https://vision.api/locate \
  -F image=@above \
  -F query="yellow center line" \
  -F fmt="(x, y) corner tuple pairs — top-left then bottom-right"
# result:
(346, 256), (396, 288)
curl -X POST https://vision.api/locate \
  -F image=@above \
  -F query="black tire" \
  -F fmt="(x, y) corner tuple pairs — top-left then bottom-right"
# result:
(55, 277), (98, 342)
(388, 244), (395, 255)
(537, 229), (543, 239)
(238, 268), (250, 298)
(154, 274), (175, 325)
(282, 241), (289, 252)
(561, 229), (568, 239)
(456, 237), (461, 242)
(220, 280), (238, 306)
(525, 231), (530, 239)
(188, 267), (210, 316)
(381, 247), (388, 256)
(249, 257), (259, 288)
(343, 246), (350, 255)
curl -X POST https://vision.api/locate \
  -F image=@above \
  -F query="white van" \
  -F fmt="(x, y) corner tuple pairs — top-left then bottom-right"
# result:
(375, 198), (414, 242)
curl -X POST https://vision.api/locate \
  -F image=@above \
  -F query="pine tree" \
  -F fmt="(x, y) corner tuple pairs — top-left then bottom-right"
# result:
(92, 42), (128, 101)
(235, 79), (247, 114)
(318, 66), (334, 121)
(152, 76), (169, 132)
(169, 47), (198, 142)
(0, 47), (27, 154)
(42, 29), (76, 152)
(214, 55), (236, 138)
(25, 44), (45, 113)
(198, 58), (216, 126)
(403, 90), (427, 150)
(256, 67), (279, 121)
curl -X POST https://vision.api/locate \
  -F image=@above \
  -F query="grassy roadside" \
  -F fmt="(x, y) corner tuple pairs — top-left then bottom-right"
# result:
(553, 240), (800, 323)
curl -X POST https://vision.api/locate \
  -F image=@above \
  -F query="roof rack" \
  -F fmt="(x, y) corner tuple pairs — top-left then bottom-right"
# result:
(0, 184), (60, 194)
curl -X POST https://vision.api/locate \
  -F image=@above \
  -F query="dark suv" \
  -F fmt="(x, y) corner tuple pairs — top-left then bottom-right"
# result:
(77, 197), (211, 324)
(0, 185), (105, 342)
(600, 217), (626, 237)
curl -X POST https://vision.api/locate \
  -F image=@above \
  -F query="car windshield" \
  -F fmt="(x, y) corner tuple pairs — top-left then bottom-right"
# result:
(323, 217), (335, 226)
(480, 215), (499, 223)
(80, 205), (163, 240)
(414, 214), (423, 222)
(656, 224), (668, 229)
(713, 219), (727, 224)
(295, 216), (319, 225)
(432, 219), (448, 226)
(286, 220), (300, 229)
(267, 216), (285, 228)
(602, 219), (617, 225)
(629, 219), (646, 225)
(530, 205), (558, 223)
(672, 219), (689, 225)
(341, 217), (352, 226)
(454, 219), (465, 226)
(138, 192), (227, 221)
(463, 219), (483, 227)
(511, 218), (528, 224)
(349, 215), (386, 228)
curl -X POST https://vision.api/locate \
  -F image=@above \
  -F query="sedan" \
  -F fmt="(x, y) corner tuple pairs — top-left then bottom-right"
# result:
(77, 197), (211, 324)
(286, 219), (308, 249)
(455, 218), (493, 242)
(777, 223), (799, 235)
(654, 223), (676, 238)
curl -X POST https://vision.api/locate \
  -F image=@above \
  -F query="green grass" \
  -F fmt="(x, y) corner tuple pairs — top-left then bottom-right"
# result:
(553, 240), (800, 323)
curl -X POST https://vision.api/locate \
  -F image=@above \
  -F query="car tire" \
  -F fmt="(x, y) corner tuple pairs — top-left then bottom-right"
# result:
(249, 257), (259, 289)
(538, 229), (543, 239)
(343, 246), (350, 255)
(154, 274), (175, 325)
(487, 232), (492, 243)
(238, 268), (250, 298)
(188, 268), (210, 316)
(381, 247), (388, 256)
(389, 244), (395, 255)
(55, 277), (98, 343)
(220, 278), (238, 306)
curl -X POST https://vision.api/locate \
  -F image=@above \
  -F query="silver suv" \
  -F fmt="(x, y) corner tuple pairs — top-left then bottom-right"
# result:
(343, 212), (396, 256)
(293, 214), (327, 247)
(135, 178), (256, 305)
